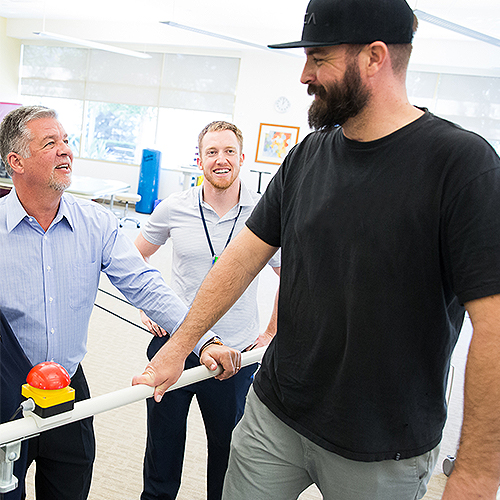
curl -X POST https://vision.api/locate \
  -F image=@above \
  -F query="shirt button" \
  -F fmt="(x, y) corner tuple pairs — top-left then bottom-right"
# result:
(51, 328), (55, 334)
(49, 297), (53, 302)
(47, 266), (51, 271)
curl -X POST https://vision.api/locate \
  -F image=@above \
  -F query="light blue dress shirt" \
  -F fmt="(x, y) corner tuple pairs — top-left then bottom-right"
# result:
(0, 189), (196, 377)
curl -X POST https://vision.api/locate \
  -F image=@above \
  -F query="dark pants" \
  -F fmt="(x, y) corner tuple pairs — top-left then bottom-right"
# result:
(23, 365), (95, 500)
(0, 311), (32, 500)
(141, 340), (256, 500)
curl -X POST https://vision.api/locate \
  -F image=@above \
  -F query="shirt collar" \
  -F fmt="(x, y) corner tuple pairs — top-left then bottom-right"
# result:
(238, 181), (254, 208)
(196, 180), (253, 209)
(6, 189), (74, 233)
(5, 189), (27, 232)
(57, 194), (76, 231)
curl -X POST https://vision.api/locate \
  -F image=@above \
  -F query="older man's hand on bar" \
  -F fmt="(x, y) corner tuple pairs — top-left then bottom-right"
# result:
(132, 341), (241, 402)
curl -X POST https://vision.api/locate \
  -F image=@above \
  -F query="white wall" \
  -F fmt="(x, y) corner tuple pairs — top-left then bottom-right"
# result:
(0, 18), (21, 102)
(410, 37), (500, 77)
(233, 49), (312, 192)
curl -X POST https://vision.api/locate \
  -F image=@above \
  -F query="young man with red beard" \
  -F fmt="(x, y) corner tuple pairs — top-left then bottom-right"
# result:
(134, 121), (280, 500)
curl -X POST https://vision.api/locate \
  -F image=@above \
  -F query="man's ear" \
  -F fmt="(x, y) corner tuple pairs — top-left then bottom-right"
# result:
(7, 153), (24, 174)
(363, 41), (389, 77)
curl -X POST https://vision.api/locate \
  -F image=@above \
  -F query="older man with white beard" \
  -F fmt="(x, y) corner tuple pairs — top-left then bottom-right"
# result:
(0, 106), (239, 500)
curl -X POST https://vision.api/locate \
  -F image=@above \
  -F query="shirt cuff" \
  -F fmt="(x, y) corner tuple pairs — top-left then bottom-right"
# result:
(193, 331), (219, 357)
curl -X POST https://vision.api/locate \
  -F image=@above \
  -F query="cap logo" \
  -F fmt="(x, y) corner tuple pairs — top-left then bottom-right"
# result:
(304, 12), (316, 25)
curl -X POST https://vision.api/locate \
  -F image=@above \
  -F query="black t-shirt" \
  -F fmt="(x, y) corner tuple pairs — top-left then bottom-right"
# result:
(247, 111), (500, 461)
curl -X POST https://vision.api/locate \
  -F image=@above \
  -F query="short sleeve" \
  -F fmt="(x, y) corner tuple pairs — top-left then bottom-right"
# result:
(140, 198), (172, 246)
(441, 140), (500, 304)
(246, 165), (284, 248)
(444, 167), (500, 304)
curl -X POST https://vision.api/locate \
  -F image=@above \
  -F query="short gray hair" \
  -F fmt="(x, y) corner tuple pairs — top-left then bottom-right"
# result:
(0, 105), (58, 176)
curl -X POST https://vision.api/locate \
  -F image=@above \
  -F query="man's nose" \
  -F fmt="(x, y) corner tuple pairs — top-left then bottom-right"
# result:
(300, 60), (315, 85)
(58, 141), (73, 157)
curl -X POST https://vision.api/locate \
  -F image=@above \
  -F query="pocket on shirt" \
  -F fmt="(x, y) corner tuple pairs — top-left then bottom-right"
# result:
(69, 262), (100, 310)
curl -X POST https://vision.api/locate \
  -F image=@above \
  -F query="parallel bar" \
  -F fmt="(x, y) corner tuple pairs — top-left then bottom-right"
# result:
(0, 347), (266, 446)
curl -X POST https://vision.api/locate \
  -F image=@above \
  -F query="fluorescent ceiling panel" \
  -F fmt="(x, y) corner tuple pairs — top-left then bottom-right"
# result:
(414, 10), (500, 47)
(161, 21), (302, 57)
(33, 31), (152, 59)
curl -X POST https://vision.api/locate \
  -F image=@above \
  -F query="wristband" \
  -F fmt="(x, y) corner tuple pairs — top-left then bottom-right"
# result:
(199, 336), (224, 355)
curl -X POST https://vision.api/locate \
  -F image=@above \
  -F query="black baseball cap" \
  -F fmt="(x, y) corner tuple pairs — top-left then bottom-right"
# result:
(268, 0), (415, 49)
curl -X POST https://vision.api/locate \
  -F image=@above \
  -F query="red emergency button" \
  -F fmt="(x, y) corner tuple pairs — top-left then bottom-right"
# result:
(26, 362), (71, 390)
(22, 362), (75, 418)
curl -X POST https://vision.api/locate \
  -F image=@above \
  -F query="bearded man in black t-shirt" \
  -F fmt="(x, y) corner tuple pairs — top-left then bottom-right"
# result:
(134, 0), (500, 498)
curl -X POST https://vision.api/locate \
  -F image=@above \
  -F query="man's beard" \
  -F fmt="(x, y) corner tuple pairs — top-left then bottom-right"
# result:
(48, 171), (72, 192)
(204, 171), (237, 191)
(307, 61), (371, 131)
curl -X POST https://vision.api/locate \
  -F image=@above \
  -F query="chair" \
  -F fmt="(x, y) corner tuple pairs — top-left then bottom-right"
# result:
(113, 193), (142, 228)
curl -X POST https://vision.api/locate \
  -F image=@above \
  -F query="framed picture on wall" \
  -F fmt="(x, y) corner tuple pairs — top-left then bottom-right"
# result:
(255, 123), (300, 165)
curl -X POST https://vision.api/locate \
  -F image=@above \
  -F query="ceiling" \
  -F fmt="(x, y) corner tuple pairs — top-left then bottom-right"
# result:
(0, 0), (498, 58)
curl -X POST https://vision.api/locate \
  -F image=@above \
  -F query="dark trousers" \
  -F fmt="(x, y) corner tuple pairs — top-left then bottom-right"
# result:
(0, 311), (31, 500)
(23, 365), (95, 500)
(141, 346), (256, 500)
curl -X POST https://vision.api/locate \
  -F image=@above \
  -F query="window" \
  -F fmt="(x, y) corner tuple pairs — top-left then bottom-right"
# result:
(406, 71), (500, 151)
(22, 95), (84, 157)
(81, 102), (157, 164)
(20, 45), (239, 166)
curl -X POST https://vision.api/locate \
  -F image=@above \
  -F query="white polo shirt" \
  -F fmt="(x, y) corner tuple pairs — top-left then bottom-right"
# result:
(141, 181), (280, 351)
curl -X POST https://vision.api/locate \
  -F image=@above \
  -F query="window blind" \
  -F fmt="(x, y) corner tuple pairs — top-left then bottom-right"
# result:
(20, 45), (240, 114)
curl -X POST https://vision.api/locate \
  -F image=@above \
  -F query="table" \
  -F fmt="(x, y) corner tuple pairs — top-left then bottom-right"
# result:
(164, 166), (203, 190)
